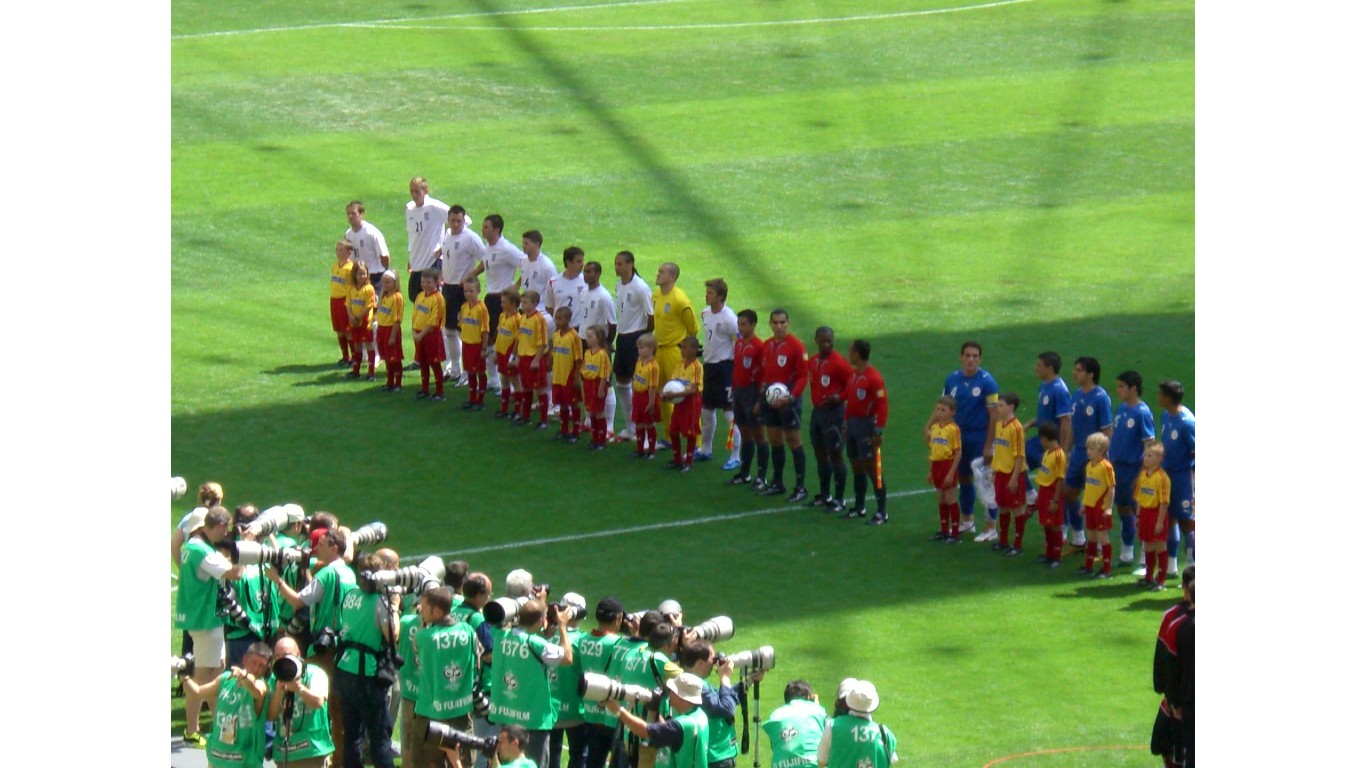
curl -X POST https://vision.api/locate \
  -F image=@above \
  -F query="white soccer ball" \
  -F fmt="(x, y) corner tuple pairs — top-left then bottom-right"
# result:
(661, 379), (688, 402)
(765, 383), (791, 406)
(171, 476), (188, 501)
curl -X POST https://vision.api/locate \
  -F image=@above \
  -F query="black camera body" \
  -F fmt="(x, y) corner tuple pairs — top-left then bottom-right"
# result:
(425, 721), (498, 757)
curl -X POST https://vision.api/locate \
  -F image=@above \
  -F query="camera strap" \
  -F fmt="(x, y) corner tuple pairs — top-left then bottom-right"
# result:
(736, 681), (750, 754)
(878, 724), (890, 768)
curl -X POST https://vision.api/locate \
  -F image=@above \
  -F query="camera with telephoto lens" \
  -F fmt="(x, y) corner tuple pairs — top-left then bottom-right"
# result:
(286, 605), (311, 637)
(425, 721), (498, 757)
(313, 626), (338, 652)
(272, 654), (306, 683)
(348, 521), (388, 549)
(231, 540), (307, 571)
(547, 602), (587, 624)
(363, 556), (444, 595)
(686, 616), (734, 643)
(242, 503), (306, 539)
(216, 583), (253, 632)
(483, 596), (529, 626)
(716, 645), (775, 673)
(171, 652), (195, 677)
(578, 672), (659, 707)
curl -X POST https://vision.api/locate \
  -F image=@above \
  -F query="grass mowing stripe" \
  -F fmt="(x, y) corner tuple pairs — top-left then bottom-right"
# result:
(402, 489), (934, 561)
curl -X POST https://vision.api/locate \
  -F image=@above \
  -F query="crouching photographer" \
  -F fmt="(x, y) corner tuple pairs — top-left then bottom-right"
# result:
(605, 674), (710, 768)
(177, 641), (272, 767)
(267, 636), (335, 768)
(333, 553), (403, 768)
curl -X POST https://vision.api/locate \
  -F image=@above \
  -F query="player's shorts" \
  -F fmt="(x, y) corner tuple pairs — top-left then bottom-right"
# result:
(1065, 446), (1090, 489)
(614, 332), (644, 380)
(188, 626), (226, 668)
(669, 394), (701, 436)
(846, 417), (877, 461)
(484, 293), (504, 334)
(1167, 469), (1195, 522)
(441, 285), (463, 329)
(702, 361), (734, 410)
(376, 324), (404, 362)
(518, 356), (544, 390)
(496, 350), (515, 376)
(415, 330), (445, 365)
(1150, 701), (1183, 761)
(994, 470), (1026, 509)
(732, 385), (761, 429)
(553, 383), (581, 408)
(330, 297), (349, 333)
(1084, 500), (1113, 531)
(1036, 483), (1062, 526)
(349, 323), (373, 345)
(583, 378), (607, 414)
(930, 459), (956, 489)
(1138, 505), (1169, 542)
(808, 403), (845, 454)
(759, 396), (802, 431)
(1025, 434), (1044, 471)
(462, 342), (486, 374)
(959, 429), (987, 478)
(631, 389), (658, 424)
(1113, 461), (1142, 509)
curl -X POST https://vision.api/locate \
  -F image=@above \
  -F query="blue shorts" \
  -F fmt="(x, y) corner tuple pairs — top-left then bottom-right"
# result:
(1114, 462), (1142, 510)
(1025, 435), (1044, 471)
(1065, 446), (1088, 489)
(959, 430), (987, 478)
(1167, 469), (1195, 522)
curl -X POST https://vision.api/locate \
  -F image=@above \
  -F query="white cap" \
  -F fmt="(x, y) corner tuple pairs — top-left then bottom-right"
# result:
(181, 507), (208, 535)
(562, 592), (587, 610)
(667, 673), (705, 705)
(846, 680), (879, 715)
(658, 599), (682, 615)
(836, 677), (859, 701)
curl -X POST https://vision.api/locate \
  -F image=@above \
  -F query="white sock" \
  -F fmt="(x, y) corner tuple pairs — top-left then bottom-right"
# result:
(1121, 544), (1134, 560)
(1167, 555), (1180, 575)
(604, 387), (617, 435)
(615, 382), (634, 437)
(442, 330), (459, 375)
(699, 408), (718, 455)
(729, 418), (742, 461)
(450, 333), (462, 376)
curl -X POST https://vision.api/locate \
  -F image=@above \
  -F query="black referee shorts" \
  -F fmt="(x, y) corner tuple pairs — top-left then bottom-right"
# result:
(702, 361), (734, 410)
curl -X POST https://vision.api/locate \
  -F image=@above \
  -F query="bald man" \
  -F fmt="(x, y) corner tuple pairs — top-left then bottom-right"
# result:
(267, 636), (336, 767)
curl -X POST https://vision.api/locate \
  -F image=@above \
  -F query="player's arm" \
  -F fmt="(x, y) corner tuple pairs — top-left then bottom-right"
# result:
(945, 446), (961, 489)
(982, 399), (1000, 459)
(1009, 426), (1025, 490)
(682, 305), (699, 336)
(1057, 414), (1073, 453)
(1100, 482), (1115, 517)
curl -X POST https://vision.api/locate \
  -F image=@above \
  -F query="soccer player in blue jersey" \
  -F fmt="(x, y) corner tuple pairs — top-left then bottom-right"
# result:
(1110, 370), (1156, 566)
(943, 341), (1000, 541)
(1062, 356), (1112, 553)
(1157, 380), (1196, 577)
(1022, 351), (1073, 489)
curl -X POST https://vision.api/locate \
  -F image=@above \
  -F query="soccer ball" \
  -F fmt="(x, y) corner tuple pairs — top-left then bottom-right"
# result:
(661, 379), (688, 402)
(765, 383), (791, 406)
(171, 476), (188, 501)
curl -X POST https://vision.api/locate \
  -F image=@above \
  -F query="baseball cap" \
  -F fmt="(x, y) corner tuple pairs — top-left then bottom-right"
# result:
(836, 677), (859, 701)
(667, 673), (705, 705)
(562, 592), (587, 610)
(846, 680), (879, 715)
(596, 596), (625, 621)
(181, 507), (208, 535)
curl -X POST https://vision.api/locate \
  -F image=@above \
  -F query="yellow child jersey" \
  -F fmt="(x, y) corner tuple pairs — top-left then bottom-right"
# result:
(517, 311), (548, 357)
(583, 348), (610, 384)
(412, 290), (445, 334)
(633, 359), (660, 393)
(459, 300), (490, 345)
(550, 329), (583, 386)
(495, 311), (520, 355)
(990, 417), (1025, 474)
(376, 292), (404, 328)
(1082, 458), (1116, 507)
(927, 421), (961, 462)
(1038, 446), (1067, 488)
(331, 260), (355, 299)
(650, 286), (698, 347)
(1133, 467), (1171, 510)
(671, 358), (704, 395)
(347, 283), (376, 325)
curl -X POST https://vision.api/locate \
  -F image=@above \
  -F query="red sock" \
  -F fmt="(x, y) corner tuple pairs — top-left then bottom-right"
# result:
(999, 512), (1012, 544)
(475, 372), (487, 404)
(1044, 528), (1056, 560)
(338, 335), (351, 361)
(501, 387), (511, 413)
(1101, 544), (1113, 574)
(671, 431), (683, 464)
(938, 503), (949, 535)
(1084, 542), (1096, 570)
(636, 427), (646, 454)
(352, 354), (361, 375)
(949, 503), (961, 537)
(433, 364), (444, 396)
(570, 405), (581, 437)
(1014, 513), (1027, 549)
(367, 349), (376, 375)
(521, 392), (533, 420)
(592, 416), (605, 445)
(538, 393), (549, 424)
(647, 426), (657, 453)
(561, 404), (571, 435)
(1144, 550), (1156, 581)
(1158, 552), (1170, 585)
(686, 435), (697, 466)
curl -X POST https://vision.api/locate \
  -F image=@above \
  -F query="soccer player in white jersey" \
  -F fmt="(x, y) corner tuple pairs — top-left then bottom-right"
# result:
(547, 246), (587, 320)
(575, 258), (617, 437)
(345, 200), (391, 366)
(404, 177), (448, 302)
(438, 204), (485, 383)
(470, 214), (526, 390)
(613, 250), (654, 441)
(700, 278), (742, 468)
(520, 230), (558, 316)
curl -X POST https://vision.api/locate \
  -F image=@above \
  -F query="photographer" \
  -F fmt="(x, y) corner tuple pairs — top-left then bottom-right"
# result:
(607, 615), (682, 768)
(679, 641), (758, 768)
(267, 636), (335, 768)
(760, 681), (825, 768)
(176, 506), (248, 748)
(578, 597), (626, 768)
(415, 587), (480, 768)
(224, 504), (276, 669)
(548, 593), (590, 768)
(489, 598), (575, 768)
(454, 572), (498, 768)
(817, 682), (897, 768)
(605, 674), (711, 768)
(440, 724), (538, 768)
(332, 552), (402, 768)
(178, 640), (272, 767)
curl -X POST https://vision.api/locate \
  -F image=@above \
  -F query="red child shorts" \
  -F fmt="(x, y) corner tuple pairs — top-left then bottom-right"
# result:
(330, 298), (349, 333)
(376, 324), (403, 362)
(415, 330), (445, 366)
(553, 383), (581, 408)
(518, 356), (543, 390)
(631, 389), (658, 424)
(1138, 505), (1168, 543)
(1036, 483), (1063, 527)
(1084, 500), (1114, 531)
(462, 342), (486, 375)
(994, 470), (1026, 509)
(669, 394), (700, 436)
(930, 459), (956, 489)
(582, 379), (607, 415)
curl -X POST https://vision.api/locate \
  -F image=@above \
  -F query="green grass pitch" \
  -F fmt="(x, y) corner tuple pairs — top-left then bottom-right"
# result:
(171, 0), (1194, 765)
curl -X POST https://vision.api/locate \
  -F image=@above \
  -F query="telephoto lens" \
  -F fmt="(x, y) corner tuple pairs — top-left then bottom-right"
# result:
(349, 522), (389, 548)
(483, 596), (527, 625)
(689, 616), (734, 642)
(171, 652), (196, 677)
(723, 646), (776, 673)
(425, 722), (499, 757)
(578, 672), (657, 706)
(272, 654), (305, 683)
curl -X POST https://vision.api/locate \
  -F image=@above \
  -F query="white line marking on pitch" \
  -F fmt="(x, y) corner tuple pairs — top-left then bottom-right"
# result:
(360, 0), (1036, 33)
(171, 0), (690, 40)
(401, 487), (935, 562)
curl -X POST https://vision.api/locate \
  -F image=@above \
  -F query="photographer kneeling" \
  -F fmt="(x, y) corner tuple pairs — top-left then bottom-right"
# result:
(605, 674), (710, 768)
(267, 636), (335, 768)
(178, 641), (272, 768)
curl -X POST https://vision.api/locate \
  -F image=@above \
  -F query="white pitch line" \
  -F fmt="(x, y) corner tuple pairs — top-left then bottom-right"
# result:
(401, 487), (935, 562)
(357, 0), (1036, 33)
(171, 0), (690, 40)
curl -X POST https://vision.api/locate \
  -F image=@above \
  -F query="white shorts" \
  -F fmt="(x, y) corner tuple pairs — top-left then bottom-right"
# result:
(189, 626), (226, 669)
